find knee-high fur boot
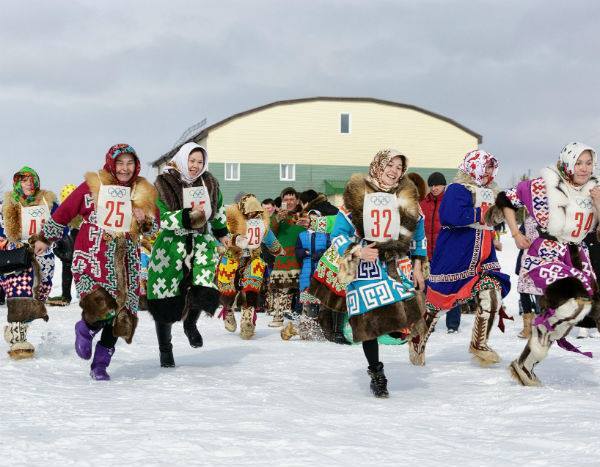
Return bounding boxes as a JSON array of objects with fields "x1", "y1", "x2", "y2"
[
  {"x1": 408, "y1": 309, "x2": 439, "y2": 366},
  {"x1": 510, "y1": 278, "x2": 592, "y2": 386},
  {"x1": 469, "y1": 288, "x2": 502, "y2": 365},
  {"x1": 4, "y1": 322, "x2": 34, "y2": 359}
]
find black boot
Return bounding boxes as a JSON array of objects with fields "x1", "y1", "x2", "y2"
[
  {"x1": 367, "y1": 362, "x2": 389, "y2": 398},
  {"x1": 332, "y1": 311, "x2": 350, "y2": 345},
  {"x1": 155, "y1": 321, "x2": 175, "y2": 368},
  {"x1": 183, "y1": 307, "x2": 203, "y2": 348}
]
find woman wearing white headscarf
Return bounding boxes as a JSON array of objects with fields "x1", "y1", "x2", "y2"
[
  {"x1": 147, "y1": 142, "x2": 230, "y2": 367},
  {"x1": 498, "y1": 142, "x2": 600, "y2": 386}
]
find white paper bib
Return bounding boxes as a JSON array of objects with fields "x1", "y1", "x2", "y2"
[
  {"x1": 475, "y1": 187, "x2": 494, "y2": 209},
  {"x1": 96, "y1": 185, "x2": 133, "y2": 233},
  {"x1": 564, "y1": 195, "x2": 595, "y2": 243},
  {"x1": 245, "y1": 218, "x2": 266, "y2": 250},
  {"x1": 183, "y1": 186, "x2": 212, "y2": 219},
  {"x1": 20, "y1": 204, "x2": 50, "y2": 240},
  {"x1": 363, "y1": 192, "x2": 400, "y2": 242}
]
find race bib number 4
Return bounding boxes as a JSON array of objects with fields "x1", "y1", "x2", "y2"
[
  {"x1": 363, "y1": 192, "x2": 400, "y2": 242},
  {"x1": 567, "y1": 196, "x2": 595, "y2": 242},
  {"x1": 21, "y1": 204, "x2": 50, "y2": 240},
  {"x1": 245, "y1": 218, "x2": 265, "y2": 250},
  {"x1": 183, "y1": 186, "x2": 212, "y2": 219},
  {"x1": 97, "y1": 185, "x2": 133, "y2": 233}
]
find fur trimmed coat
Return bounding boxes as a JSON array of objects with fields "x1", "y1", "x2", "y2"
[
  {"x1": 41, "y1": 170, "x2": 159, "y2": 316},
  {"x1": 314, "y1": 174, "x2": 427, "y2": 342},
  {"x1": 0, "y1": 190, "x2": 58, "y2": 322}
]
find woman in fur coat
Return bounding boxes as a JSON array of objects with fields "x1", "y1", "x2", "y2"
[
  {"x1": 217, "y1": 193, "x2": 283, "y2": 339},
  {"x1": 498, "y1": 142, "x2": 600, "y2": 386},
  {"x1": 147, "y1": 142, "x2": 230, "y2": 367},
  {"x1": 410, "y1": 150, "x2": 510, "y2": 367},
  {"x1": 36, "y1": 144, "x2": 159, "y2": 380},
  {"x1": 329, "y1": 149, "x2": 427, "y2": 398},
  {"x1": 1, "y1": 167, "x2": 57, "y2": 359}
]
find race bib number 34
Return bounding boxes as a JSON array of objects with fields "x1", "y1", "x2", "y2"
[
  {"x1": 183, "y1": 186, "x2": 212, "y2": 219},
  {"x1": 97, "y1": 185, "x2": 133, "y2": 233},
  {"x1": 21, "y1": 204, "x2": 50, "y2": 240},
  {"x1": 363, "y1": 192, "x2": 400, "y2": 242}
]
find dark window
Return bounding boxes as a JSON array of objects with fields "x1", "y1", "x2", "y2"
[{"x1": 340, "y1": 113, "x2": 350, "y2": 133}]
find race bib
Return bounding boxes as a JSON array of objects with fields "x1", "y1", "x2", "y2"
[
  {"x1": 474, "y1": 187, "x2": 494, "y2": 209},
  {"x1": 20, "y1": 204, "x2": 50, "y2": 240},
  {"x1": 245, "y1": 218, "x2": 265, "y2": 250},
  {"x1": 183, "y1": 186, "x2": 212, "y2": 219},
  {"x1": 363, "y1": 192, "x2": 400, "y2": 242},
  {"x1": 96, "y1": 185, "x2": 133, "y2": 233},
  {"x1": 565, "y1": 195, "x2": 595, "y2": 243}
]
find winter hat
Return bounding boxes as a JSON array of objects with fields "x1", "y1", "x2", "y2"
[
  {"x1": 103, "y1": 144, "x2": 141, "y2": 187},
  {"x1": 12, "y1": 166, "x2": 40, "y2": 205},
  {"x1": 238, "y1": 193, "x2": 263, "y2": 216},
  {"x1": 458, "y1": 150, "x2": 498, "y2": 187},
  {"x1": 367, "y1": 148, "x2": 407, "y2": 191},
  {"x1": 60, "y1": 184, "x2": 77, "y2": 203},
  {"x1": 427, "y1": 172, "x2": 446, "y2": 187},
  {"x1": 557, "y1": 142, "x2": 597, "y2": 183},
  {"x1": 163, "y1": 142, "x2": 207, "y2": 185}
]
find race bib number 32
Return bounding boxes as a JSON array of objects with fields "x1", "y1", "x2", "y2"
[
  {"x1": 97, "y1": 185, "x2": 133, "y2": 233},
  {"x1": 363, "y1": 192, "x2": 400, "y2": 242}
]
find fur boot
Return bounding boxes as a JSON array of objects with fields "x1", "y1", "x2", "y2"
[
  {"x1": 298, "y1": 314, "x2": 326, "y2": 341},
  {"x1": 408, "y1": 310, "x2": 439, "y2": 366},
  {"x1": 510, "y1": 297, "x2": 591, "y2": 386},
  {"x1": 280, "y1": 322, "x2": 298, "y2": 341},
  {"x1": 4, "y1": 322, "x2": 35, "y2": 359},
  {"x1": 239, "y1": 306, "x2": 256, "y2": 340},
  {"x1": 469, "y1": 289, "x2": 502, "y2": 365},
  {"x1": 518, "y1": 313, "x2": 533, "y2": 339},
  {"x1": 367, "y1": 362, "x2": 389, "y2": 398},
  {"x1": 221, "y1": 306, "x2": 237, "y2": 333}
]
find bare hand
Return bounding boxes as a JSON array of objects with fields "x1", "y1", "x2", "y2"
[
  {"x1": 220, "y1": 236, "x2": 232, "y2": 248},
  {"x1": 133, "y1": 207, "x2": 146, "y2": 223},
  {"x1": 359, "y1": 243, "x2": 378, "y2": 262},
  {"x1": 590, "y1": 186, "x2": 600, "y2": 205},
  {"x1": 235, "y1": 235, "x2": 248, "y2": 249},
  {"x1": 34, "y1": 240, "x2": 48, "y2": 256},
  {"x1": 413, "y1": 263, "x2": 425, "y2": 291},
  {"x1": 513, "y1": 232, "x2": 531, "y2": 250},
  {"x1": 296, "y1": 217, "x2": 310, "y2": 228}
]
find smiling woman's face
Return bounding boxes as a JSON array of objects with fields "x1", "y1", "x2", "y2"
[
  {"x1": 381, "y1": 157, "x2": 403, "y2": 186},
  {"x1": 115, "y1": 154, "x2": 136, "y2": 183}
]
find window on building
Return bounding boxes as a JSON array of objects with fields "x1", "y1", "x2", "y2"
[
  {"x1": 225, "y1": 162, "x2": 240, "y2": 181},
  {"x1": 340, "y1": 113, "x2": 351, "y2": 134},
  {"x1": 280, "y1": 164, "x2": 295, "y2": 181}
]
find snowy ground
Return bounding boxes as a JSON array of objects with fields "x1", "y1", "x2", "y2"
[{"x1": 1, "y1": 238, "x2": 600, "y2": 466}]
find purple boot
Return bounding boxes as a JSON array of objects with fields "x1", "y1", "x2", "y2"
[
  {"x1": 75, "y1": 320, "x2": 100, "y2": 360},
  {"x1": 90, "y1": 343, "x2": 115, "y2": 381}
]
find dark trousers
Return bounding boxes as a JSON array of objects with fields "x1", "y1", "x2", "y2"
[
  {"x1": 90, "y1": 320, "x2": 118, "y2": 348},
  {"x1": 445, "y1": 305, "x2": 461, "y2": 331},
  {"x1": 61, "y1": 259, "x2": 73, "y2": 301}
]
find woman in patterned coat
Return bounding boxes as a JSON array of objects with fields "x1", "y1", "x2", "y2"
[
  {"x1": 37, "y1": 144, "x2": 159, "y2": 380},
  {"x1": 147, "y1": 142, "x2": 230, "y2": 367},
  {"x1": 1, "y1": 167, "x2": 57, "y2": 359}
]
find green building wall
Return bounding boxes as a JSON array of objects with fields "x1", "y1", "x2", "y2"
[{"x1": 209, "y1": 163, "x2": 458, "y2": 204}]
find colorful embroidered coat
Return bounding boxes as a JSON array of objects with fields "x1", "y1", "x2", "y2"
[
  {"x1": 42, "y1": 171, "x2": 158, "y2": 316},
  {"x1": 502, "y1": 167, "x2": 597, "y2": 296},
  {"x1": 269, "y1": 212, "x2": 306, "y2": 288},
  {"x1": 147, "y1": 171, "x2": 227, "y2": 302},
  {"x1": 0, "y1": 190, "x2": 57, "y2": 322},
  {"x1": 426, "y1": 180, "x2": 510, "y2": 310}
]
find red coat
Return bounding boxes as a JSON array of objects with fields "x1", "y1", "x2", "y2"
[{"x1": 420, "y1": 191, "x2": 444, "y2": 260}]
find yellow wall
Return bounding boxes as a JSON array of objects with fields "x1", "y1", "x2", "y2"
[{"x1": 204, "y1": 100, "x2": 479, "y2": 168}]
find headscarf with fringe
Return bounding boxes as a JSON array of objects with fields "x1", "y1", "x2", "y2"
[{"x1": 366, "y1": 148, "x2": 408, "y2": 191}]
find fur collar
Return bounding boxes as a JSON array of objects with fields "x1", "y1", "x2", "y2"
[
  {"x1": 303, "y1": 194, "x2": 328, "y2": 213},
  {"x1": 84, "y1": 170, "x2": 157, "y2": 238},
  {"x1": 154, "y1": 170, "x2": 219, "y2": 221},
  {"x1": 343, "y1": 173, "x2": 420, "y2": 257},
  {"x1": 2, "y1": 190, "x2": 56, "y2": 242},
  {"x1": 225, "y1": 203, "x2": 270, "y2": 256},
  {"x1": 453, "y1": 171, "x2": 500, "y2": 197},
  {"x1": 542, "y1": 166, "x2": 598, "y2": 242}
]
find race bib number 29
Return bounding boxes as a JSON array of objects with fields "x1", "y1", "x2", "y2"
[{"x1": 97, "y1": 185, "x2": 133, "y2": 233}]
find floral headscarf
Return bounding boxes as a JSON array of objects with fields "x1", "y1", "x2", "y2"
[
  {"x1": 557, "y1": 142, "x2": 597, "y2": 183},
  {"x1": 458, "y1": 150, "x2": 498, "y2": 187},
  {"x1": 162, "y1": 142, "x2": 208, "y2": 185},
  {"x1": 366, "y1": 148, "x2": 407, "y2": 191},
  {"x1": 103, "y1": 143, "x2": 141, "y2": 187},
  {"x1": 12, "y1": 166, "x2": 40, "y2": 205}
]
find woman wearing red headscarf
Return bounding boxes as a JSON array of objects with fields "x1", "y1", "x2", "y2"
[{"x1": 36, "y1": 144, "x2": 158, "y2": 380}]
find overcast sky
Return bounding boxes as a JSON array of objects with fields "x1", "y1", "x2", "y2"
[{"x1": 1, "y1": 0, "x2": 599, "y2": 192}]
